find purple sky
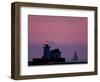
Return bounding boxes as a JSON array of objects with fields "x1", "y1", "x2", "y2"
[{"x1": 28, "y1": 15, "x2": 88, "y2": 62}]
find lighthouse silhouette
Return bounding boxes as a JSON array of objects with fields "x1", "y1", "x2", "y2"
[
  {"x1": 42, "y1": 41, "x2": 51, "y2": 58},
  {"x1": 28, "y1": 41, "x2": 65, "y2": 65},
  {"x1": 42, "y1": 41, "x2": 62, "y2": 59}
]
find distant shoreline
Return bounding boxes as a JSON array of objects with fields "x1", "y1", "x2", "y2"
[{"x1": 28, "y1": 61, "x2": 87, "y2": 66}]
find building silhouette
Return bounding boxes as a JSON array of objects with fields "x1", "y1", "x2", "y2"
[
  {"x1": 28, "y1": 41, "x2": 65, "y2": 65},
  {"x1": 42, "y1": 41, "x2": 61, "y2": 59}
]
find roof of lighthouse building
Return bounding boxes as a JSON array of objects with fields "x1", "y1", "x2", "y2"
[{"x1": 50, "y1": 49, "x2": 61, "y2": 53}]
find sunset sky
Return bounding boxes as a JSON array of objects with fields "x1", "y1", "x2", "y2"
[{"x1": 28, "y1": 15, "x2": 88, "y2": 62}]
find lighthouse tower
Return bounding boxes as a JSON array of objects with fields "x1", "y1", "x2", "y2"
[{"x1": 42, "y1": 41, "x2": 50, "y2": 58}]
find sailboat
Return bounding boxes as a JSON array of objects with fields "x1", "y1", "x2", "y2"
[{"x1": 72, "y1": 51, "x2": 78, "y2": 60}]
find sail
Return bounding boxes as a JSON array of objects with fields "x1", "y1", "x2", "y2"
[{"x1": 72, "y1": 51, "x2": 78, "y2": 60}]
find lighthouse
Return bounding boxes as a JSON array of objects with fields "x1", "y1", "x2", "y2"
[
  {"x1": 28, "y1": 41, "x2": 65, "y2": 65},
  {"x1": 42, "y1": 41, "x2": 51, "y2": 58}
]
